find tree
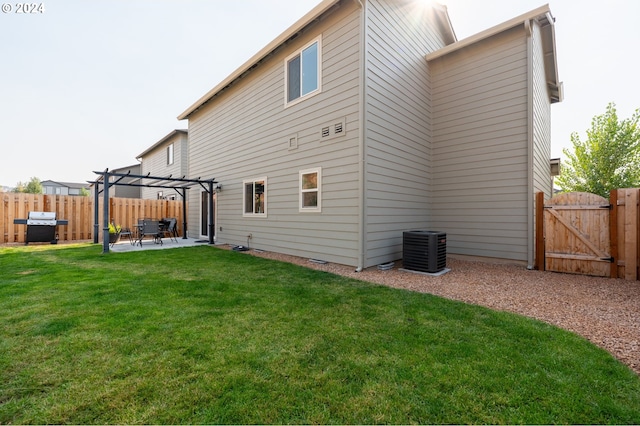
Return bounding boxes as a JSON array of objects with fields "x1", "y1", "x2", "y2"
[
  {"x1": 13, "y1": 177, "x2": 44, "y2": 194},
  {"x1": 556, "y1": 103, "x2": 640, "y2": 198}
]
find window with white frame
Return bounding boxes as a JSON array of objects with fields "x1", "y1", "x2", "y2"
[
  {"x1": 243, "y1": 178, "x2": 266, "y2": 216},
  {"x1": 167, "y1": 143, "x2": 174, "y2": 165},
  {"x1": 285, "y1": 36, "x2": 321, "y2": 105},
  {"x1": 299, "y1": 168, "x2": 321, "y2": 212}
]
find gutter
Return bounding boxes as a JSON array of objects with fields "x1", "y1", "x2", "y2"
[{"x1": 526, "y1": 19, "x2": 535, "y2": 269}]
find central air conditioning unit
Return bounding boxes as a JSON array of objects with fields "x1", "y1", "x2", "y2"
[{"x1": 403, "y1": 230, "x2": 447, "y2": 273}]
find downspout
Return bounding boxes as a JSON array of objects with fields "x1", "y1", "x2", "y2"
[
  {"x1": 355, "y1": 0, "x2": 366, "y2": 272},
  {"x1": 525, "y1": 19, "x2": 535, "y2": 269}
]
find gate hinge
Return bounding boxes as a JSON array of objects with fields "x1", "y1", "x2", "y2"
[
  {"x1": 599, "y1": 204, "x2": 613, "y2": 209},
  {"x1": 600, "y1": 256, "x2": 614, "y2": 263}
]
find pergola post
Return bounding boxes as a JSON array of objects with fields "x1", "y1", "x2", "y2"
[
  {"x1": 208, "y1": 181, "x2": 214, "y2": 245},
  {"x1": 181, "y1": 188, "x2": 188, "y2": 239},
  {"x1": 93, "y1": 182, "x2": 100, "y2": 244},
  {"x1": 102, "y1": 170, "x2": 110, "y2": 254}
]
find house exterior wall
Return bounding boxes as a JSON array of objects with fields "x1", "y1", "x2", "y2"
[
  {"x1": 187, "y1": 1, "x2": 363, "y2": 265},
  {"x1": 110, "y1": 165, "x2": 142, "y2": 199},
  {"x1": 140, "y1": 132, "x2": 188, "y2": 200},
  {"x1": 429, "y1": 26, "x2": 531, "y2": 261},
  {"x1": 43, "y1": 184, "x2": 69, "y2": 196},
  {"x1": 362, "y1": 0, "x2": 450, "y2": 267},
  {"x1": 531, "y1": 21, "x2": 552, "y2": 197}
]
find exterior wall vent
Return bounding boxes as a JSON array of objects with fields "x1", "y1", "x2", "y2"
[
  {"x1": 288, "y1": 134, "x2": 298, "y2": 150},
  {"x1": 403, "y1": 231, "x2": 447, "y2": 273},
  {"x1": 319, "y1": 117, "x2": 346, "y2": 141}
]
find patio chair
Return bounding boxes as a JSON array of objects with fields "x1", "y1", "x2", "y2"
[
  {"x1": 161, "y1": 218, "x2": 178, "y2": 242},
  {"x1": 137, "y1": 219, "x2": 162, "y2": 246},
  {"x1": 119, "y1": 226, "x2": 134, "y2": 245}
]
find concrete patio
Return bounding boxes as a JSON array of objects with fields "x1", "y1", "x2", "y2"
[{"x1": 108, "y1": 236, "x2": 214, "y2": 253}]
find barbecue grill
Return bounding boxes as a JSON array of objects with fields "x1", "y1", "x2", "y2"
[{"x1": 13, "y1": 211, "x2": 69, "y2": 244}]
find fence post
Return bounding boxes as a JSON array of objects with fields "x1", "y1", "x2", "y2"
[
  {"x1": 624, "y1": 189, "x2": 638, "y2": 280},
  {"x1": 535, "y1": 191, "x2": 545, "y2": 271},
  {"x1": 609, "y1": 190, "x2": 618, "y2": 278}
]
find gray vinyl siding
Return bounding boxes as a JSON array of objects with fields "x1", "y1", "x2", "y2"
[
  {"x1": 531, "y1": 21, "x2": 552, "y2": 197},
  {"x1": 187, "y1": 2, "x2": 362, "y2": 265},
  {"x1": 140, "y1": 132, "x2": 188, "y2": 200},
  {"x1": 362, "y1": 0, "x2": 449, "y2": 268},
  {"x1": 429, "y1": 26, "x2": 530, "y2": 261},
  {"x1": 110, "y1": 165, "x2": 141, "y2": 198}
]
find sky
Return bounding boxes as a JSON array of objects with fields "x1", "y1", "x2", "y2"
[{"x1": 1, "y1": 0, "x2": 638, "y2": 188}]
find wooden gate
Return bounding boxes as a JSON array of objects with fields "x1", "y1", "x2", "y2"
[{"x1": 541, "y1": 192, "x2": 612, "y2": 277}]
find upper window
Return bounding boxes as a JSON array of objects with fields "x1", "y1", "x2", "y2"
[
  {"x1": 244, "y1": 178, "x2": 267, "y2": 216},
  {"x1": 167, "y1": 143, "x2": 174, "y2": 165},
  {"x1": 285, "y1": 36, "x2": 321, "y2": 106},
  {"x1": 299, "y1": 168, "x2": 321, "y2": 212}
]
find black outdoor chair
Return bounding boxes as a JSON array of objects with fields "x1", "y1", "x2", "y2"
[
  {"x1": 161, "y1": 218, "x2": 178, "y2": 242},
  {"x1": 137, "y1": 219, "x2": 162, "y2": 246},
  {"x1": 119, "y1": 226, "x2": 134, "y2": 245}
]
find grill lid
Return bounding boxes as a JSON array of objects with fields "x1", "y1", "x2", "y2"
[
  {"x1": 27, "y1": 211, "x2": 57, "y2": 226},
  {"x1": 28, "y1": 211, "x2": 57, "y2": 220}
]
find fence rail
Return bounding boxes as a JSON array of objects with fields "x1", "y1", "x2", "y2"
[{"x1": 1, "y1": 192, "x2": 184, "y2": 244}]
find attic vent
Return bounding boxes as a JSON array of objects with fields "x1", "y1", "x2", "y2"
[{"x1": 319, "y1": 117, "x2": 346, "y2": 142}]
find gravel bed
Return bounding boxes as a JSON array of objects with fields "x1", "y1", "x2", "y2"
[{"x1": 228, "y1": 246, "x2": 640, "y2": 375}]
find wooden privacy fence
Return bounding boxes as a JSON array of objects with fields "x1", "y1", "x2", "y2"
[
  {"x1": 535, "y1": 189, "x2": 640, "y2": 280},
  {"x1": 1, "y1": 193, "x2": 184, "y2": 244}
]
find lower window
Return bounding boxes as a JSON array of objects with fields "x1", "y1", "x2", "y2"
[
  {"x1": 244, "y1": 178, "x2": 266, "y2": 216},
  {"x1": 299, "y1": 168, "x2": 321, "y2": 212}
]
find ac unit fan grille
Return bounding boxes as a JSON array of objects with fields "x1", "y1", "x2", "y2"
[{"x1": 403, "y1": 231, "x2": 446, "y2": 273}]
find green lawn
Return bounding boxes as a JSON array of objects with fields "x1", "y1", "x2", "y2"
[{"x1": 1, "y1": 244, "x2": 639, "y2": 424}]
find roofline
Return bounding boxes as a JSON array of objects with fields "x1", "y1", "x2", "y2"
[
  {"x1": 178, "y1": 0, "x2": 341, "y2": 120},
  {"x1": 433, "y1": 3, "x2": 457, "y2": 45},
  {"x1": 426, "y1": 4, "x2": 551, "y2": 61},
  {"x1": 426, "y1": 3, "x2": 562, "y2": 103},
  {"x1": 41, "y1": 180, "x2": 89, "y2": 189},
  {"x1": 136, "y1": 129, "x2": 188, "y2": 159}
]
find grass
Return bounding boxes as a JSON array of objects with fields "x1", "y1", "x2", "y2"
[{"x1": 0, "y1": 244, "x2": 639, "y2": 424}]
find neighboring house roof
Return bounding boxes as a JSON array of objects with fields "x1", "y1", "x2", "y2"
[
  {"x1": 41, "y1": 180, "x2": 88, "y2": 190},
  {"x1": 426, "y1": 3, "x2": 563, "y2": 103},
  {"x1": 110, "y1": 164, "x2": 141, "y2": 173},
  {"x1": 136, "y1": 129, "x2": 187, "y2": 159},
  {"x1": 177, "y1": 0, "x2": 456, "y2": 120}
]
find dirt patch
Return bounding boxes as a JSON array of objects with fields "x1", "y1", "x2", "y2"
[{"x1": 226, "y1": 246, "x2": 640, "y2": 375}]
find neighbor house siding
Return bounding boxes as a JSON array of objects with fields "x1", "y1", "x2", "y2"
[
  {"x1": 110, "y1": 165, "x2": 141, "y2": 199},
  {"x1": 429, "y1": 25, "x2": 530, "y2": 261},
  {"x1": 362, "y1": 0, "x2": 449, "y2": 267},
  {"x1": 187, "y1": 2, "x2": 362, "y2": 265},
  {"x1": 141, "y1": 131, "x2": 188, "y2": 200}
]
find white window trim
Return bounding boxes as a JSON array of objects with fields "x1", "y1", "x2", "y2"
[
  {"x1": 299, "y1": 167, "x2": 321, "y2": 213},
  {"x1": 167, "y1": 143, "x2": 174, "y2": 165},
  {"x1": 243, "y1": 177, "x2": 267, "y2": 217},
  {"x1": 284, "y1": 35, "x2": 322, "y2": 108}
]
